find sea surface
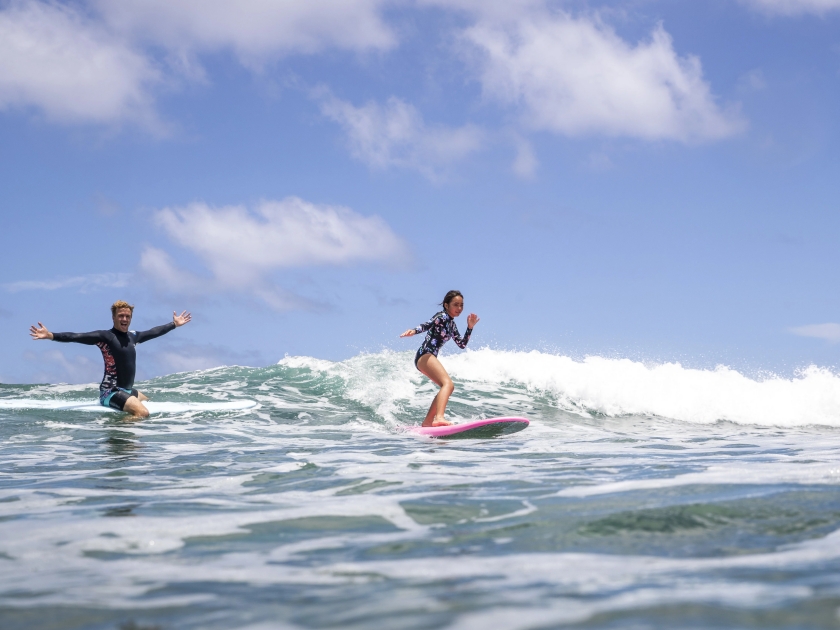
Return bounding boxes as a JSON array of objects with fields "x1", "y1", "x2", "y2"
[{"x1": 2, "y1": 348, "x2": 840, "y2": 630}]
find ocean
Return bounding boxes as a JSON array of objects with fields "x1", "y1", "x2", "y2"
[{"x1": 1, "y1": 348, "x2": 839, "y2": 629}]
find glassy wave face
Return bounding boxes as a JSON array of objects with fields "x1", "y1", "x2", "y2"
[{"x1": 1, "y1": 349, "x2": 840, "y2": 629}]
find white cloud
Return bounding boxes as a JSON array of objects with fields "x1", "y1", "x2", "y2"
[
  {"x1": 4, "y1": 273, "x2": 131, "y2": 292},
  {"x1": 94, "y1": 0, "x2": 396, "y2": 68},
  {"x1": 142, "y1": 197, "x2": 408, "y2": 310},
  {"x1": 459, "y1": 10, "x2": 744, "y2": 142},
  {"x1": 790, "y1": 323, "x2": 840, "y2": 342},
  {"x1": 0, "y1": 0, "x2": 161, "y2": 127},
  {"x1": 138, "y1": 247, "x2": 204, "y2": 295},
  {"x1": 317, "y1": 91, "x2": 484, "y2": 178},
  {"x1": 23, "y1": 348, "x2": 101, "y2": 385},
  {"x1": 0, "y1": 0, "x2": 396, "y2": 130},
  {"x1": 743, "y1": 0, "x2": 840, "y2": 15},
  {"x1": 511, "y1": 135, "x2": 538, "y2": 178},
  {"x1": 145, "y1": 341, "x2": 261, "y2": 374}
]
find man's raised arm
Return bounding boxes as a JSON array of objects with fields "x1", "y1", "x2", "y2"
[
  {"x1": 30, "y1": 322, "x2": 105, "y2": 345},
  {"x1": 134, "y1": 310, "x2": 192, "y2": 344}
]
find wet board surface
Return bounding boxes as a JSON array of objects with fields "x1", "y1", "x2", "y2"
[
  {"x1": 0, "y1": 399, "x2": 258, "y2": 414},
  {"x1": 409, "y1": 417, "x2": 529, "y2": 439}
]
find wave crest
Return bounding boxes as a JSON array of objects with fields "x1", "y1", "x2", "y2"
[{"x1": 279, "y1": 349, "x2": 840, "y2": 427}]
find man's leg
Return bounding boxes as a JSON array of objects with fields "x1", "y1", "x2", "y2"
[
  {"x1": 107, "y1": 389, "x2": 149, "y2": 418},
  {"x1": 136, "y1": 390, "x2": 149, "y2": 402},
  {"x1": 122, "y1": 396, "x2": 150, "y2": 419}
]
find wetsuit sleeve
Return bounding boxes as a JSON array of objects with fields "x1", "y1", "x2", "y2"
[
  {"x1": 51, "y1": 330, "x2": 108, "y2": 345},
  {"x1": 452, "y1": 324, "x2": 473, "y2": 349},
  {"x1": 413, "y1": 316, "x2": 438, "y2": 335},
  {"x1": 134, "y1": 322, "x2": 176, "y2": 344}
]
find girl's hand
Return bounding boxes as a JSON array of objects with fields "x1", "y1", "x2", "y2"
[
  {"x1": 400, "y1": 329, "x2": 416, "y2": 338},
  {"x1": 467, "y1": 313, "x2": 480, "y2": 328}
]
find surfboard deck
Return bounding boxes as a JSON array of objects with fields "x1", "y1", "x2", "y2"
[
  {"x1": 409, "y1": 417, "x2": 529, "y2": 439},
  {"x1": 0, "y1": 399, "x2": 257, "y2": 414}
]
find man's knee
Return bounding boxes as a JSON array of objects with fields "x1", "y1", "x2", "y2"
[{"x1": 124, "y1": 397, "x2": 149, "y2": 418}]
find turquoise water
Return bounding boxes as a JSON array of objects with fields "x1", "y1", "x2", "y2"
[{"x1": 2, "y1": 349, "x2": 840, "y2": 629}]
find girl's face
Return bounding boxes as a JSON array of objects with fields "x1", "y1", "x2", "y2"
[{"x1": 445, "y1": 296, "x2": 464, "y2": 317}]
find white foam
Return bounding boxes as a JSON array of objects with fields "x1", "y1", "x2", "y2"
[
  {"x1": 0, "y1": 399, "x2": 257, "y2": 413},
  {"x1": 279, "y1": 349, "x2": 840, "y2": 427}
]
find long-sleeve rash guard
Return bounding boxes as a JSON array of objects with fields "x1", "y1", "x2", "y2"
[
  {"x1": 52, "y1": 323, "x2": 176, "y2": 397},
  {"x1": 413, "y1": 311, "x2": 472, "y2": 366}
]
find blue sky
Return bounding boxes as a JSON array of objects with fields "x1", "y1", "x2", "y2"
[{"x1": 1, "y1": 0, "x2": 839, "y2": 384}]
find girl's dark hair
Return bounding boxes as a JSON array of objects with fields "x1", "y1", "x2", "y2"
[{"x1": 441, "y1": 290, "x2": 463, "y2": 309}]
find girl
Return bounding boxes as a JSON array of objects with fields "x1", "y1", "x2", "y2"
[{"x1": 401, "y1": 290, "x2": 479, "y2": 427}]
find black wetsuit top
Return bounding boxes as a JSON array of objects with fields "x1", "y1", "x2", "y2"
[
  {"x1": 52, "y1": 323, "x2": 175, "y2": 398},
  {"x1": 413, "y1": 311, "x2": 473, "y2": 366}
]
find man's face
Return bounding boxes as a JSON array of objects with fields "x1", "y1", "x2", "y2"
[{"x1": 112, "y1": 308, "x2": 132, "y2": 332}]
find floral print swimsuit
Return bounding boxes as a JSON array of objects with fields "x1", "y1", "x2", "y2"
[{"x1": 413, "y1": 311, "x2": 473, "y2": 367}]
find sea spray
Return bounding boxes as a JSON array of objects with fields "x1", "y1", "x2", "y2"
[
  {"x1": 1, "y1": 350, "x2": 839, "y2": 629},
  {"x1": 278, "y1": 348, "x2": 840, "y2": 427}
]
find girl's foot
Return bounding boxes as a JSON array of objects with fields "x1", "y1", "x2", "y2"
[{"x1": 431, "y1": 416, "x2": 452, "y2": 427}]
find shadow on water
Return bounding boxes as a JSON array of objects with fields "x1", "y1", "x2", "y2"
[{"x1": 103, "y1": 428, "x2": 142, "y2": 461}]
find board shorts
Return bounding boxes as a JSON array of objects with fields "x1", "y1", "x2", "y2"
[{"x1": 100, "y1": 387, "x2": 139, "y2": 411}]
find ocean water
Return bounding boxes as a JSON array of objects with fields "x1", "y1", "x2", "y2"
[{"x1": 2, "y1": 348, "x2": 840, "y2": 630}]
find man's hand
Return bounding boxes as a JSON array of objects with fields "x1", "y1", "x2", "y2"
[
  {"x1": 467, "y1": 313, "x2": 480, "y2": 328},
  {"x1": 173, "y1": 311, "x2": 192, "y2": 327},
  {"x1": 30, "y1": 322, "x2": 53, "y2": 340}
]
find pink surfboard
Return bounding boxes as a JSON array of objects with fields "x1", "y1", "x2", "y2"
[{"x1": 409, "y1": 417, "x2": 529, "y2": 439}]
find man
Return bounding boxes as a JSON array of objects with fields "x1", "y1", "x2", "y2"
[{"x1": 29, "y1": 301, "x2": 191, "y2": 418}]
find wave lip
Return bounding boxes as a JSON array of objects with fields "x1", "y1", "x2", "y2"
[{"x1": 280, "y1": 349, "x2": 840, "y2": 428}]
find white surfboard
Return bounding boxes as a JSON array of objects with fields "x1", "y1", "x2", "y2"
[{"x1": 0, "y1": 399, "x2": 257, "y2": 413}]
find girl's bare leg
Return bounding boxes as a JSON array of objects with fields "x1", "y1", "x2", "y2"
[
  {"x1": 423, "y1": 393, "x2": 440, "y2": 426},
  {"x1": 137, "y1": 391, "x2": 149, "y2": 402},
  {"x1": 416, "y1": 354, "x2": 454, "y2": 427}
]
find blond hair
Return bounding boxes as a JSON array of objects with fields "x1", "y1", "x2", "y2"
[{"x1": 110, "y1": 300, "x2": 135, "y2": 316}]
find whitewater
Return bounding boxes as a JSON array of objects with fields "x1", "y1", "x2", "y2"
[{"x1": 1, "y1": 348, "x2": 839, "y2": 629}]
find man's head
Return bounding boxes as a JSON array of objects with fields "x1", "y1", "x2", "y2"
[{"x1": 110, "y1": 300, "x2": 134, "y2": 333}]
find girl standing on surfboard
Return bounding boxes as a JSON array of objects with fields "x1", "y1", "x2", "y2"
[{"x1": 401, "y1": 290, "x2": 479, "y2": 427}]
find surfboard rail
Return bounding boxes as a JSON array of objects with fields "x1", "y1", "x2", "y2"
[{"x1": 408, "y1": 416, "x2": 529, "y2": 439}]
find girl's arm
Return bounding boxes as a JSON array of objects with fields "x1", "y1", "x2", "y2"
[
  {"x1": 452, "y1": 313, "x2": 480, "y2": 349},
  {"x1": 452, "y1": 324, "x2": 473, "y2": 349},
  {"x1": 400, "y1": 314, "x2": 439, "y2": 338}
]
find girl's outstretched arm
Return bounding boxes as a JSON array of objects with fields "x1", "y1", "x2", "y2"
[{"x1": 400, "y1": 314, "x2": 438, "y2": 338}]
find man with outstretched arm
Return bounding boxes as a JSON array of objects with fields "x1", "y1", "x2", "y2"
[{"x1": 29, "y1": 300, "x2": 191, "y2": 418}]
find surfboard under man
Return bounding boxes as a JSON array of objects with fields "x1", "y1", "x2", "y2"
[{"x1": 29, "y1": 301, "x2": 191, "y2": 418}]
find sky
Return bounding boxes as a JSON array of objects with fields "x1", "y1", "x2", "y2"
[{"x1": 1, "y1": 0, "x2": 839, "y2": 385}]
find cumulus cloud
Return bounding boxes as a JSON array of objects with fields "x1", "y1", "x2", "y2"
[
  {"x1": 145, "y1": 340, "x2": 261, "y2": 374},
  {"x1": 743, "y1": 0, "x2": 840, "y2": 15},
  {"x1": 511, "y1": 135, "x2": 538, "y2": 178},
  {"x1": 459, "y1": 10, "x2": 744, "y2": 142},
  {"x1": 0, "y1": 0, "x2": 161, "y2": 127},
  {"x1": 23, "y1": 348, "x2": 101, "y2": 385},
  {"x1": 0, "y1": 0, "x2": 395, "y2": 129},
  {"x1": 790, "y1": 323, "x2": 840, "y2": 342},
  {"x1": 142, "y1": 197, "x2": 408, "y2": 310},
  {"x1": 94, "y1": 0, "x2": 396, "y2": 68},
  {"x1": 317, "y1": 91, "x2": 484, "y2": 179},
  {"x1": 4, "y1": 273, "x2": 131, "y2": 292}
]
